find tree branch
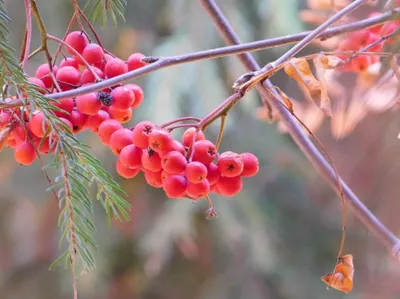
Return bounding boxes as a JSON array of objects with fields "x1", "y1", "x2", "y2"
[
  {"x1": 0, "y1": 6, "x2": 394, "y2": 105},
  {"x1": 234, "y1": 0, "x2": 369, "y2": 91},
  {"x1": 200, "y1": 0, "x2": 400, "y2": 260}
]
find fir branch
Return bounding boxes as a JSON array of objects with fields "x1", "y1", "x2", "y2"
[
  {"x1": 84, "y1": 0, "x2": 127, "y2": 26},
  {"x1": 0, "y1": 0, "x2": 130, "y2": 272}
]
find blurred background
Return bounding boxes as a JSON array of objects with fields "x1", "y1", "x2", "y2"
[{"x1": 1, "y1": 0, "x2": 400, "y2": 298}]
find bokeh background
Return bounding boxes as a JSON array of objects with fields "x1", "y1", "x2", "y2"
[{"x1": 1, "y1": 0, "x2": 400, "y2": 298}]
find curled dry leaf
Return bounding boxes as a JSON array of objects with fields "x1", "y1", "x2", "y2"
[
  {"x1": 284, "y1": 57, "x2": 342, "y2": 116},
  {"x1": 321, "y1": 254, "x2": 354, "y2": 294}
]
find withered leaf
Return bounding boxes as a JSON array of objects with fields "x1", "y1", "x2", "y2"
[
  {"x1": 321, "y1": 254, "x2": 354, "y2": 294},
  {"x1": 284, "y1": 57, "x2": 332, "y2": 116}
]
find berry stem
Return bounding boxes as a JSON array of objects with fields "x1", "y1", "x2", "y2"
[
  {"x1": 214, "y1": 115, "x2": 226, "y2": 150},
  {"x1": 201, "y1": 0, "x2": 400, "y2": 261},
  {"x1": 166, "y1": 123, "x2": 199, "y2": 132},
  {"x1": 20, "y1": 0, "x2": 32, "y2": 68},
  {"x1": 52, "y1": 11, "x2": 78, "y2": 64},
  {"x1": 30, "y1": 0, "x2": 54, "y2": 74},
  {"x1": 47, "y1": 34, "x2": 101, "y2": 81},
  {"x1": 160, "y1": 117, "x2": 202, "y2": 128}
]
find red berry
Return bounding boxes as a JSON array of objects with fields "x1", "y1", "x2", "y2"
[
  {"x1": 56, "y1": 66, "x2": 81, "y2": 90},
  {"x1": 132, "y1": 121, "x2": 156, "y2": 148},
  {"x1": 98, "y1": 119, "x2": 123, "y2": 145},
  {"x1": 116, "y1": 159, "x2": 140, "y2": 179},
  {"x1": 28, "y1": 77, "x2": 46, "y2": 93},
  {"x1": 14, "y1": 141, "x2": 37, "y2": 165},
  {"x1": 86, "y1": 110, "x2": 110, "y2": 133},
  {"x1": 109, "y1": 128, "x2": 133, "y2": 155},
  {"x1": 75, "y1": 92, "x2": 102, "y2": 115},
  {"x1": 182, "y1": 127, "x2": 205, "y2": 147},
  {"x1": 59, "y1": 117, "x2": 73, "y2": 132},
  {"x1": 206, "y1": 163, "x2": 220, "y2": 185},
  {"x1": 108, "y1": 106, "x2": 132, "y2": 123},
  {"x1": 159, "y1": 140, "x2": 185, "y2": 158},
  {"x1": 240, "y1": 153, "x2": 259, "y2": 177},
  {"x1": 80, "y1": 67, "x2": 104, "y2": 85},
  {"x1": 141, "y1": 149, "x2": 162, "y2": 172},
  {"x1": 163, "y1": 175, "x2": 187, "y2": 198},
  {"x1": 60, "y1": 57, "x2": 80, "y2": 70},
  {"x1": 192, "y1": 140, "x2": 217, "y2": 165},
  {"x1": 216, "y1": 176, "x2": 242, "y2": 197},
  {"x1": 144, "y1": 170, "x2": 163, "y2": 188},
  {"x1": 34, "y1": 137, "x2": 55, "y2": 155},
  {"x1": 53, "y1": 98, "x2": 74, "y2": 118},
  {"x1": 68, "y1": 109, "x2": 88, "y2": 133},
  {"x1": 119, "y1": 144, "x2": 143, "y2": 169},
  {"x1": 148, "y1": 129, "x2": 173, "y2": 152},
  {"x1": 367, "y1": 33, "x2": 384, "y2": 52},
  {"x1": 161, "y1": 151, "x2": 187, "y2": 174},
  {"x1": 105, "y1": 58, "x2": 128, "y2": 78},
  {"x1": 82, "y1": 43, "x2": 104, "y2": 66},
  {"x1": 186, "y1": 179, "x2": 210, "y2": 199},
  {"x1": 10, "y1": 125, "x2": 27, "y2": 143},
  {"x1": 28, "y1": 112, "x2": 49, "y2": 138},
  {"x1": 368, "y1": 13, "x2": 383, "y2": 34},
  {"x1": 126, "y1": 84, "x2": 144, "y2": 109},
  {"x1": 65, "y1": 31, "x2": 89, "y2": 55},
  {"x1": 351, "y1": 55, "x2": 372, "y2": 72},
  {"x1": 111, "y1": 86, "x2": 135, "y2": 110},
  {"x1": 35, "y1": 64, "x2": 58, "y2": 88},
  {"x1": 217, "y1": 151, "x2": 244, "y2": 177},
  {"x1": 127, "y1": 53, "x2": 146, "y2": 71},
  {"x1": 185, "y1": 161, "x2": 208, "y2": 183},
  {"x1": 0, "y1": 111, "x2": 11, "y2": 127}
]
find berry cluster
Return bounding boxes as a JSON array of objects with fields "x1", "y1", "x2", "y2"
[
  {"x1": 0, "y1": 31, "x2": 145, "y2": 165},
  {"x1": 100, "y1": 122, "x2": 259, "y2": 199},
  {"x1": 337, "y1": 13, "x2": 400, "y2": 72}
]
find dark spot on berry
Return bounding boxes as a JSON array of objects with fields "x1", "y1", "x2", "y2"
[
  {"x1": 147, "y1": 148, "x2": 156, "y2": 156},
  {"x1": 97, "y1": 91, "x2": 113, "y2": 106}
]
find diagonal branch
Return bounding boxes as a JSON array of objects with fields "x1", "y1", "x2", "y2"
[
  {"x1": 0, "y1": 6, "x2": 396, "y2": 107},
  {"x1": 200, "y1": 0, "x2": 400, "y2": 261},
  {"x1": 234, "y1": 0, "x2": 369, "y2": 91}
]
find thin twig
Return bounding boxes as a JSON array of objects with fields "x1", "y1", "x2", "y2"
[
  {"x1": 10, "y1": 7, "x2": 398, "y2": 103},
  {"x1": 234, "y1": 0, "x2": 370, "y2": 91},
  {"x1": 200, "y1": 0, "x2": 400, "y2": 261}
]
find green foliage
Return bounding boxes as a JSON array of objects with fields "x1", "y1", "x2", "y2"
[
  {"x1": 0, "y1": 0, "x2": 130, "y2": 272},
  {"x1": 84, "y1": 0, "x2": 127, "y2": 27}
]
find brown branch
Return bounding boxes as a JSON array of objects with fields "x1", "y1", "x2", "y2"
[
  {"x1": 6, "y1": 7, "x2": 396, "y2": 104},
  {"x1": 200, "y1": 0, "x2": 400, "y2": 261}
]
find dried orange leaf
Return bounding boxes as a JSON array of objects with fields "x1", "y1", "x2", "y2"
[
  {"x1": 272, "y1": 86, "x2": 294, "y2": 114},
  {"x1": 321, "y1": 254, "x2": 354, "y2": 294},
  {"x1": 284, "y1": 58, "x2": 332, "y2": 116},
  {"x1": 314, "y1": 55, "x2": 333, "y2": 116}
]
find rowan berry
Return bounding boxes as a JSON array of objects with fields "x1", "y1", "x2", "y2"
[
  {"x1": 161, "y1": 151, "x2": 187, "y2": 174},
  {"x1": 75, "y1": 92, "x2": 102, "y2": 115},
  {"x1": 163, "y1": 175, "x2": 187, "y2": 198},
  {"x1": 109, "y1": 128, "x2": 133, "y2": 155},
  {"x1": 131, "y1": 121, "x2": 155, "y2": 148},
  {"x1": 240, "y1": 153, "x2": 259, "y2": 177},
  {"x1": 185, "y1": 161, "x2": 208, "y2": 183},
  {"x1": 98, "y1": 119, "x2": 123, "y2": 145},
  {"x1": 65, "y1": 31, "x2": 89, "y2": 55},
  {"x1": 217, "y1": 151, "x2": 244, "y2": 177}
]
